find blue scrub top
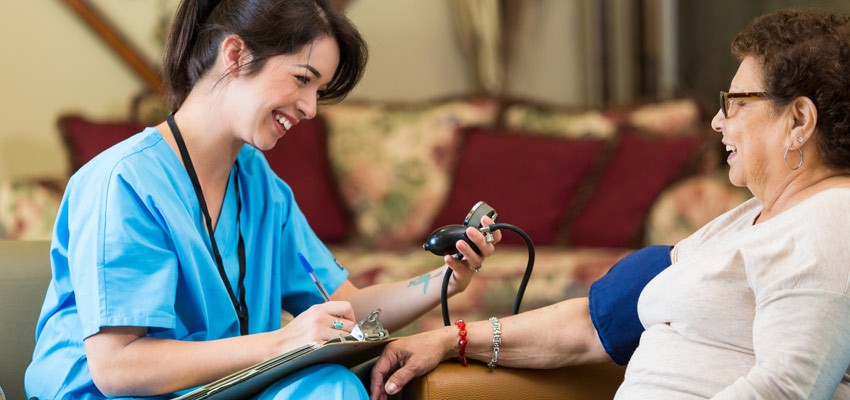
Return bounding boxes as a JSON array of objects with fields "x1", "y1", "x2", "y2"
[{"x1": 25, "y1": 128, "x2": 349, "y2": 399}]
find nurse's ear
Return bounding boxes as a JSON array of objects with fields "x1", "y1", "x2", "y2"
[{"x1": 220, "y1": 34, "x2": 253, "y2": 78}]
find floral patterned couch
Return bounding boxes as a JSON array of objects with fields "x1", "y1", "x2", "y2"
[{"x1": 0, "y1": 97, "x2": 750, "y2": 335}]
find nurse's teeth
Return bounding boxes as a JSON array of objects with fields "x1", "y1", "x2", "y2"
[{"x1": 275, "y1": 114, "x2": 292, "y2": 130}]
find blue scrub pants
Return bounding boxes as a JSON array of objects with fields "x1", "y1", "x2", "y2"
[{"x1": 253, "y1": 363, "x2": 368, "y2": 399}]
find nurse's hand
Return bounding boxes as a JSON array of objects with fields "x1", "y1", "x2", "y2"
[
  {"x1": 267, "y1": 301, "x2": 356, "y2": 357},
  {"x1": 445, "y1": 216, "x2": 501, "y2": 294}
]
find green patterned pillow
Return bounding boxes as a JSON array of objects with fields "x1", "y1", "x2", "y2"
[
  {"x1": 321, "y1": 99, "x2": 499, "y2": 249},
  {"x1": 623, "y1": 98, "x2": 702, "y2": 137},
  {"x1": 502, "y1": 103, "x2": 617, "y2": 139}
]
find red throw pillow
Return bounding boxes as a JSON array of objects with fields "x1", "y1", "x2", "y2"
[
  {"x1": 567, "y1": 128, "x2": 705, "y2": 248},
  {"x1": 428, "y1": 127, "x2": 606, "y2": 246},
  {"x1": 263, "y1": 117, "x2": 353, "y2": 244},
  {"x1": 58, "y1": 114, "x2": 146, "y2": 173}
]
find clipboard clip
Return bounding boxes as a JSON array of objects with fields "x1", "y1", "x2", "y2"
[{"x1": 345, "y1": 309, "x2": 389, "y2": 342}]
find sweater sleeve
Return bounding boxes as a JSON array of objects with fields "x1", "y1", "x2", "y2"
[{"x1": 712, "y1": 289, "x2": 850, "y2": 399}]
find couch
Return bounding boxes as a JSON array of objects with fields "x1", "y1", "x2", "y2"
[
  {"x1": 0, "y1": 240, "x2": 50, "y2": 400},
  {"x1": 0, "y1": 97, "x2": 749, "y2": 397}
]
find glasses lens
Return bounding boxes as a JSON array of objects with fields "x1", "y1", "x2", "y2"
[{"x1": 719, "y1": 92, "x2": 728, "y2": 118}]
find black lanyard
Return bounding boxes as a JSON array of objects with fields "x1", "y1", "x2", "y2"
[{"x1": 167, "y1": 112, "x2": 249, "y2": 335}]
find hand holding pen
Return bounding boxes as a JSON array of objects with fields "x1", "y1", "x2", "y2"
[
  {"x1": 298, "y1": 252, "x2": 332, "y2": 302},
  {"x1": 294, "y1": 252, "x2": 354, "y2": 336}
]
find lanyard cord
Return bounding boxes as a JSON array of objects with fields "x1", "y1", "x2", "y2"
[{"x1": 167, "y1": 112, "x2": 249, "y2": 335}]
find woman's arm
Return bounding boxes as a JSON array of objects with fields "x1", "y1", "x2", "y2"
[
  {"x1": 711, "y1": 290, "x2": 850, "y2": 399},
  {"x1": 84, "y1": 301, "x2": 356, "y2": 397},
  {"x1": 369, "y1": 296, "x2": 610, "y2": 399},
  {"x1": 333, "y1": 217, "x2": 500, "y2": 331}
]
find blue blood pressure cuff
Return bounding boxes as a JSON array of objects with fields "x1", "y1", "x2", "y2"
[{"x1": 588, "y1": 245, "x2": 673, "y2": 365}]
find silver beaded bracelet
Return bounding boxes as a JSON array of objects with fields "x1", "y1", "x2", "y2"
[{"x1": 488, "y1": 316, "x2": 501, "y2": 369}]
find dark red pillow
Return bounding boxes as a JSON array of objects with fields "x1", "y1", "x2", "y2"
[
  {"x1": 263, "y1": 117, "x2": 353, "y2": 244},
  {"x1": 567, "y1": 128, "x2": 705, "y2": 248},
  {"x1": 428, "y1": 127, "x2": 606, "y2": 246},
  {"x1": 58, "y1": 114, "x2": 146, "y2": 173}
]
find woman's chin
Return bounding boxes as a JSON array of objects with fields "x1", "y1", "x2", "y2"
[
  {"x1": 251, "y1": 136, "x2": 281, "y2": 151},
  {"x1": 727, "y1": 172, "x2": 746, "y2": 188}
]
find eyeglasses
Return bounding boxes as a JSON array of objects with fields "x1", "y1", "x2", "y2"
[{"x1": 719, "y1": 91, "x2": 768, "y2": 118}]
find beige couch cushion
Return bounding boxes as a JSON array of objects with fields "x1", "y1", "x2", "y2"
[{"x1": 0, "y1": 240, "x2": 51, "y2": 400}]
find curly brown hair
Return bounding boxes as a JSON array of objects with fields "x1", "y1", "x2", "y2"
[{"x1": 732, "y1": 8, "x2": 850, "y2": 170}]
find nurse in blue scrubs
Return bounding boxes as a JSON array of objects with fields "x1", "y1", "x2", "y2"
[{"x1": 24, "y1": 1, "x2": 500, "y2": 398}]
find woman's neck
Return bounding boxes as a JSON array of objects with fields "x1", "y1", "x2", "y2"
[
  {"x1": 755, "y1": 166, "x2": 850, "y2": 223},
  {"x1": 159, "y1": 102, "x2": 244, "y2": 186}
]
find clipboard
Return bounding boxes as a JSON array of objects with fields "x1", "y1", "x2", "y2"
[{"x1": 174, "y1": 309, "x2": 393, "y2": 400}]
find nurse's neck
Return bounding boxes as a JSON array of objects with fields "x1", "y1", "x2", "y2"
[{"x1": 158, "y1": 105, "x2": 242, "y2": 189}]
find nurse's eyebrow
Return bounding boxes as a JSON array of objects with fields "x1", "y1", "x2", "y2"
[{"x1": 296, "y1": 64, "x2": 322, "y2": 78}]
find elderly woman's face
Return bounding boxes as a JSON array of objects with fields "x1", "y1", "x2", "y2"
[{"x1": 711, "y1": 57, "x2": 788, "y2": 192}]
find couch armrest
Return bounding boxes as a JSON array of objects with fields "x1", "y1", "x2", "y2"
[
  {"x1": 400, "y1": 361, "x2": 625, "y2": 400},
  {"x1": 0, "y1": 240, "x2": 52, "y2": 400}
]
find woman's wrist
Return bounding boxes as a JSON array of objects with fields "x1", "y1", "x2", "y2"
[
  {"x1": 459, "y1": 320, "x2": 496, "y2": 362},
  {"x1": 252, "y1": 330, "x2": 282, "y2": 362},
  {"x1": 259, "y1": 328, "x2": 307, "y2": 362},
  {"x1": 446, "y1": 264, "x2": 473, "y2": 296},
  {"x1": 439, "y1": 326, "x2": 461, "y2": 360}
]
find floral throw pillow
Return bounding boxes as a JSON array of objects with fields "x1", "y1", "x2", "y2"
[
  {"x1": 620, "y1": 98, "x2": 703, "y2": 137},
  {"x1": 321, "y1": 99, "x2": 499, "y2": 249},
  {"x1": 0, "y1": 179, "x2": 63, "y2": 240},
  {"x1": 502, "y1": 103, "x2": 618, "y2": 140},
  {"x1": 644, "y1": 172, "x2": 752, "y2": 246}
]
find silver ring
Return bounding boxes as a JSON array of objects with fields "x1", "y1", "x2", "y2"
[
  {"x1": 332, "y1": 319, "x2": 343, "y2": 330},
  {"x1": 468, "y1": 264, "x2": 482, "y2": 273}
]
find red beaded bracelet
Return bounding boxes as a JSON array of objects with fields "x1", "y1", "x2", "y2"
[{"x1": 455, "y1": 319, "x2": 468, "y2": 366}]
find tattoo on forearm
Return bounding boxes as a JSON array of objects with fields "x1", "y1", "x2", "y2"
[{"x1": 408, "y1": 271, "x2": 442, "y2": 294}]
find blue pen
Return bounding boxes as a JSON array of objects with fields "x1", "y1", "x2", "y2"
[{"x1": 297, "y1": 252, "x2": 332, "y2": 302}]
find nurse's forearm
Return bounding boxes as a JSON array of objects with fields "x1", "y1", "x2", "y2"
[
  {"x1": 340, "y1": 266, "x2": 457, "y2": 332},
  {"x1": 84, "y1": 326, "x2": 286, "y2": 396}
]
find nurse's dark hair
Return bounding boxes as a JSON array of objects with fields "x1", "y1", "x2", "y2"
[
  {"x1": 732, "y1": 8, "x2": 850, "y2": 170},
  {"x1": 162, "y1": 0, "x2": 367, "y2": 110}
]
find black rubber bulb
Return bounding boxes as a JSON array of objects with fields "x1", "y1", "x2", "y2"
[{"x1": 422, "y1": 224, "x2": 481, "y2": 256}]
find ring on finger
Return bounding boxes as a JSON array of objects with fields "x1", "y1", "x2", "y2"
[
  {"x1": 332, "y1": 318, "x2": 344, "y2": 330},
  {"x1": 468, "y1": 264, "x2": 482, "y2": 273}
]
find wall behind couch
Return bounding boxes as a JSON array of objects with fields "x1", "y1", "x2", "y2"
[
  {"x1": 5, "y1": 1, "x2": 848, "y2": 183},
  {"x1": 0, "y1": 1, "x2": 165, "y2": 182},
  {"x1": 0, "y1": 0, "x2": 599, "y2": 183}
]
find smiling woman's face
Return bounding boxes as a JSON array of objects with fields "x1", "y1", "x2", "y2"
[
  {"x1": 711, "y1": 57, "x2": 790, "y2": 193},
  {"x1": 228, "y1": 36, "x2": 340, "y2": 151}
]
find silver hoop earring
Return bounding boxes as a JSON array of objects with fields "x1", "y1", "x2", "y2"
[{"x1": 784, "y1": 145, "x2": 803, "y2": 170}]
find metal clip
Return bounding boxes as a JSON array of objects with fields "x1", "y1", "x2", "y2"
[{"x1": 480, "y1": 225, "x2": 495, "y2": 244}]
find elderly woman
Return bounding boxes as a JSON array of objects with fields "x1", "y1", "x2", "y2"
[{"x1": 371, "y1": 8, "x2": 850, "y2": 400}]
